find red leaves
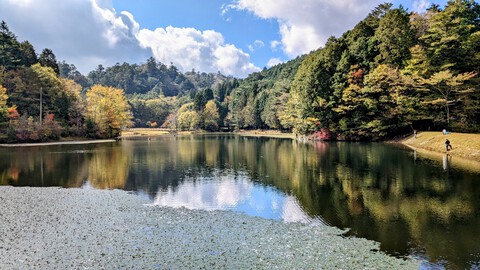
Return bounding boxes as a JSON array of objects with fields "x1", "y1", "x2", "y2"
[{"x1": 7, "y1": 107, "x2": 19, "y2": 119}]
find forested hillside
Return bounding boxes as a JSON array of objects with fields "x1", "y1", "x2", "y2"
[
  {"x1": 60, "y1": 58, "x2": 233, "y2": 128},
  {"x1": 1, "y1": 0, "x2": 479, "y2": 142},
  {"x1": 0, "y1": 20, "x2": 134, "y2": 142},
  {"x1": 0, "y1": 19, "x2": 232, "y2": 141},
  {"x1": 142, "y1": 1, "x2": 479, "y2": 140},
  {"x1": 227, "y1": 1, "x2": 480, "y2": 140}
]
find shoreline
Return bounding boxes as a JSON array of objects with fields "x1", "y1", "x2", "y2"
[
  {"x1": 400, "y1": 131, "x2": 480, "y2": 163},
  {"x1": 122, "y1": 128, "x2": 296, "y2": 139},
  {"x1": 0, "y1": 186, "x2": 419, "y2": 269},
  {"x1": 2, "y1": 129, "x2": 479, "y2": 170},
  {"x1": 398, "y1": 131, "x2": 480, "y2": 173},
  {"x1": 234, "y1": 129, "x2": 295, "y2": 139},
  {"x1": 399, "y1": 142, "x2": 480, "y2": 173},
  {"x1": 0, "y1": 129, "x2": 294, "y2": 147},
  {"x1": 0, "y1": 139, "x2": 116, "y2": 147}
]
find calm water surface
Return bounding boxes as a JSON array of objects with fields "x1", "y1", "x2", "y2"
[{"x1": 1, "y1": 135, "x2": 479, "y2": 269}]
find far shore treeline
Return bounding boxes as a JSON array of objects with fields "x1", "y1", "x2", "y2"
[{"x1": 1, "y1": 1, "x2": 479, "y2": 143}]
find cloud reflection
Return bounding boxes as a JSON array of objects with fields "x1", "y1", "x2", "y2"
[{"x1": 152, "y1": 172, "x2": 311, "y2": 223}]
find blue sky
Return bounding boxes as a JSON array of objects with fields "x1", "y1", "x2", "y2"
[
  {"x1": 0, "y1": 0, "x2": 448, "y2": 77},
  {"x1": 111, "y1": 0, "x2": 282, "y2": 70}
]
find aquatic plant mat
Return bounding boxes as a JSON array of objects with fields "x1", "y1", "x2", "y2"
[{"x1": 0, "y1": 187, "x2": 418, "y2": 269}]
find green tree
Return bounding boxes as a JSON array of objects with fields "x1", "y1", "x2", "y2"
[
  {"x1": 261, "y1": 80, "x2": 290, "y2": 129},
  {"x1": 420, "y1": 0, "x2": 480, "y2": 73},
  {"x1": 193, "y1": 91, "x2": 206, "y2": 112},
  {"x1": 242, "y1": 95, "x2": 257, "y2": 128},
  {"x1": 203, "y1": 88, "x2": 214, "y2": 101},
  {"x1": 422, "y1": 70, "x2": 477, "y2": 128},
  {"x1": 227, "y1": 87, "x2": 247, "y2": 129},
  {"x1": 130, "y1": 97, "x2": 170, "y2": 127},
  {"x1": 335, "y1": 65, "x2": 421, "y2": 139},
  {"x1": 0, "y1": 20, "x2": 22, "y2": 69},
  {"x1": 60, "y1": 78, "x2": 85, "y2": 135},
  {"x1": 145, "y1": 98, "x2": 170, "y2": 126},
  {"x1": 31, "y1": 63, "x2": 65, "y2": 122},
  {"x1": 39, "y1": 48, "x2": 60, "y2": 74},
  {"x1": 58, "y1": 61, "x2": 90, "y2": 88},
  {"x1": 19, "y1": 41, "x2": 37, "y2": 67},
  {"x1": 289, "y1": 38, "x2": 341, "y2": 133},
  {"x1": 374, "y1": 7, "x2": 415, "y2": 67},
  {"x1": 403, "y1": 45, "x2": 432, "y2": 78}
]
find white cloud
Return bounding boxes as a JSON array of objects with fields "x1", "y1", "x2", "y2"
[
  {"x1": 229, "y1": 0, "x2": 383, "y2": 57},
  {"x1": 412, "y1": 0, "x2": 430, "y2": 13},
  {"x1": 0, "y1": 0, "x2": 259, "y2": 77},
  {"x1": 270, "y1": 40, "x2": 281, "y2": 50},
  {"x1": 0, "y1": 0, "x2": 149, "y2": 74},
  {"x1": 248, "y1": 39, "x2": 265, "y2": 52},
  {"x1": 151, "y1": 174, "x2": 312, "y2": 223},
  {"x1": 267, "y1": 58, "x2": 283, "y2": 67},
  {"x1": 254, "y1": 40, "x2": 264, "y2": 47},
  {"x1": 5, "y1": 0, "x2": 33, "y2": 8},
  {"x1": 137, "y1": 26, "x2": 259, "y2": 77},
  {"x1": 153, "y1": 176, "x2": 253, "y2": 211}
]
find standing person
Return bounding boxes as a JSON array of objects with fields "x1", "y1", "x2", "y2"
[
  {"x1": 414, "y1": 130, "x2": 417, "y2": 139},
  {"x1": 445, "y1": 139, "x2": 453, "y2": 151}
]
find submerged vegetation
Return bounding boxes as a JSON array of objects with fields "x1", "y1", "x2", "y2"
[{"x1": 1, "y1": 1, "x2": 479, "y2": 143}]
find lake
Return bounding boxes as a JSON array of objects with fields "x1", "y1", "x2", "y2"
[{"x1": 1, "y1": 134, "x2": 479, "y2": 269}]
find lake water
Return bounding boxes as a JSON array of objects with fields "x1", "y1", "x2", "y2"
[{"x1": 1, "y1": 134, "x2": 479, "y2": 269}]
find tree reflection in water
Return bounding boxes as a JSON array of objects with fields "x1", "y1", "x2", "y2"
[{"x1": 0, "y1": 135, "x2": 479, "y2": 269}]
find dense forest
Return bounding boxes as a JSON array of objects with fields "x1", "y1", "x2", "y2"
[
  {"x1": 1, "y1": 0, "x2": 479, "y2": 142},
  {"x1": 0, "y1": 19, "x2": 232, "y2": 142},
  {"x1": 227, "y1": 1, "x2": 480, "y2": 140}
]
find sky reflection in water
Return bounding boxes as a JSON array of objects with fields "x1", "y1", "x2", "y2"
[{"x1": 152, "y1": 172, "x2": 312, "y2": 223}]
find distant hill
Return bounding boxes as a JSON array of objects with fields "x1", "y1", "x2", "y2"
[{"x1": 59, "y1": 57, "x2": 232, "y2": 97}]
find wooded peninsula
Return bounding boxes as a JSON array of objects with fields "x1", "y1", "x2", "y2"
[{"x1": 1, "y1": 1, "x2": 479, "y2": 143}]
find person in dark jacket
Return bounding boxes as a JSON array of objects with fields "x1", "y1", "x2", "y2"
[{"x1": 445, "y1": 139, "x2": 453, "y2": 151}]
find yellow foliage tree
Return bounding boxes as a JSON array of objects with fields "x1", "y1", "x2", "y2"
[
  {"x1": 203, "y1": 100, "x2": 219, "y2": 131},
  {"x1": 0, "y1": 85, "x2": 9, "y2": 141},
  {"x1": 86, "y1": 85, "x2": 132, "y2": 138},
  {"x1": 177, "y1": 110, "x2": 200, "y2": 131},
  {"x1": 0, "y1": 85, "x2": 7, "y2": 120},
  {"x1": 60, "y1": 78, "x2": 84, "y2": 134}
]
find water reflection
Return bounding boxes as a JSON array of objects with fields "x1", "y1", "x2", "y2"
[
  {"x1": 0, "y1": 135, "x2": 479, "y2": 269},
  {"x1": 0, "y1": 142, "x2": 130, "y2": 189},
  {"x1": 152, "y1": 171, "x2": 311, "y2": 223}
]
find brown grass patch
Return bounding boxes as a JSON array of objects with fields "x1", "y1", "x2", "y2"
[
  {"x1": 121, "y1": 128, "x2": 171, "y2": 137},
  {"x1": 402, "y1": 131, "x2": 480, "y2": 163}
]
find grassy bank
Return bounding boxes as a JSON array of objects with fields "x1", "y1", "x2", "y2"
[
  {"x1": 121, "y1": 128, "x2": 171, "y2": 137},
  {"x1": 235, "y1": 129, "x2": 295, "y2": 139},
  {"x1": 402, "y1": 131, "x2": 480, "y2": 163}
]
